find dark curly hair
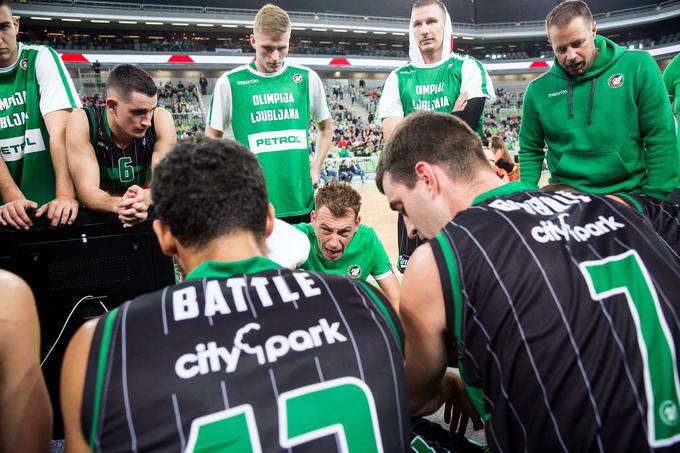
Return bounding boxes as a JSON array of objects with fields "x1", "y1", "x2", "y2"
[{"x1": 151, "y1": 138, "x2": 269, "y2": 248}]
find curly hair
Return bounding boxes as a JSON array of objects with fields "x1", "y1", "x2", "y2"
[
  {"x1": 151, "y1": 138, "x2": 268, "y2": 248},
  {"x1": 314, "y1": 181, "x2": 362, "y2": 218}
]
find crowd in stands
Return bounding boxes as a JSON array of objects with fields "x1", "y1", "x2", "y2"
[{"x1": 482, "y1": 87, "x2": 523, "y2": 155}]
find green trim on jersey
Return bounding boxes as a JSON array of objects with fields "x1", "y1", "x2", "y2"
[
  {"x1": 396, "y1": 53, "x2": 489, "y2": 137},
  {"x1": 471, "y1": 181, "x2": 534, "y2": 205},
  {"x1": 90, "y1": 307, "x2": 120, "y2": 448},
  {"x1": 615, "y1": 192, "x2": 645, "y2": 213},
  {"x1": 357, "y1": 280, "x2": 403, "y2": 351},
  {"x1": 294, "y1": 223, "x2": 392, "y2": 280},
  {"x1": 45, "y1": 46, "x2": 77, "y2": 108},
  {"x1": 185, "y1": 256, "x2": 281, "y2": 280},
  {"x1": 433, "y1": 233, "x2": 491, "y2": 421}
]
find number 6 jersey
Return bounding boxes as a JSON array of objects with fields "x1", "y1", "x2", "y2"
[
  {"x1": 431, "y1": 182, "x2": 680, "y2": 452},
  {"x1": 81, "y1": 257, "x2": 408, "y2": 452}
]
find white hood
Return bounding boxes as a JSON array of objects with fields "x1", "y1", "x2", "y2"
[{"x1": 408, "y1": 5, "x2": 455, "y2": 65}]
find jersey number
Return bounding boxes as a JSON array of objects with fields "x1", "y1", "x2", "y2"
[
  {"x1": 118, "y1": 157, "x2": 134, "y2": 183},
  {"x1": 579, "y1": 250, "x2": 680, "y2": 447},
  {"x1": 184, "y1": 377, "x2": 384, "y2": 452}
]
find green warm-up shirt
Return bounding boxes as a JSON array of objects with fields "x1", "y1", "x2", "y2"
[
  {"x1": 519, "y1": 36, "x2": 678, "y2": 200},
  {"x1": 294, "y1": 223, "x2": 393, "y2": 281}
]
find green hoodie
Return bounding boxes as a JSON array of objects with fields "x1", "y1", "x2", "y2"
[{"x1": 519, "y1": 36, "x2": 678, "y2": 200}]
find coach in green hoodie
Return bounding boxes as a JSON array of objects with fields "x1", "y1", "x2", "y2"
[{"x1": 519, "y1": 0, "x2": 678, "y2": 200}]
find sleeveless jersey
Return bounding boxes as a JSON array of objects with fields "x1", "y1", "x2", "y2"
[
  {"x1": 379, "y1": 53, "x2": 493, "y2": 138},
  {"x1": 431, "y1": 182, "x2": 680, "y2": 452},
  {"x1": 84, "y1": 104, "x2": 156, "y2": 196},
  {"x1": 0, "y1": 43, "x2": 79, "y2": 205},
  {"x1": 616, "y1": 192, "x2": 680, "y2": 259},
  {"x1": 209, "y1": 62, "x2": 324, "y2": 218},
  {"x1": 294, "y1": 223, "x2": 393, "y2": 281},
  {"x1": 81, "y1": 256, "x2": 408, "y2": 452}
]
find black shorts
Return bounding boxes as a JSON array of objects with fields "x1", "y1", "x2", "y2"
[{"x1": 397, "y1": 214, "x2": 425, "y2": 273}]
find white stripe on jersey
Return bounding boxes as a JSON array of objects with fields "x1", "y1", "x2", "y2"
[
  {"x1": 445, "y1": 223, "x2": 569, "y2": 451},
  {"x1": 121, "y1": 301, "x2": 140, "y2": 453}
]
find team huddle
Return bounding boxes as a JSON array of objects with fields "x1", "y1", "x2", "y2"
[{"x1": 1, "y1": 0, "x2": 680, "y2": 451}]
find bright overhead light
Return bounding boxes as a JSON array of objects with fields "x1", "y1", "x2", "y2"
[
  {"x1": 91, "y1": 19, "x2": 110, "y2": 23},
  {"x1": 119, "y1": 20, "x2": 137, "y2": 24},
  {"x1": 372, "y1": 31, "x2": 387, "y2": 35},
  {"x1": 124, "y1": 35, "x2": 140, "y2": 38},
  {"x1": 30, "y1": 17, "x2": 51, "y2": 21},
  {"x1": 291, "y1": 27, "x2": 306, "y2": 31},
  {"x1": 461, "y1": 36, "x2": 475, "y2": 40},
  {"x1": 196, "y1": 23, "x2": 214, "y2": 27},
  {"x1": 221, "y1": 24, "x2": 238, "y2": 28},
  {"x1": 61, "y1": 18, "x2": 81, "y2": 22},
  {"x1": 391, "y1": 32, "x2": 406, "y2": 36},
  {"x1": 145, "y1": 21, "x2": 164, "y2": 25},
  {"x1": 332, "y1": 29, "x2": 348, "y2": 32},
  {"x1": 353, "y1": 30, "x2": 368, "y2": 34},
  {"x1": 172, "y1": 23, "x2": 189, "y2": 26},
  {"x1": 312, "y1": 28, "x2": 327, "y2": 32}
]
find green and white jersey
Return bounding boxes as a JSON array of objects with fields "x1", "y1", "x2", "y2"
[
  {"x1": 208, "y1": 62, "x2": 330, "y2": 218},
  {"x1": 294, "y1": 223, "x2": 393, "y2": 281},
  {"x1": 0, "y1": 43, "x2": 80, "y2": 205},
  {"x1": 378, "y1": 52, "x2": 494, "y2": 136}
]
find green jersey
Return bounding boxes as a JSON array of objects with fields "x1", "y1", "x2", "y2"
[
  {"x1": 378, "y1": 53, "x2": 494, "y2": 137},
  {"x1": 294, "y1": 223, "x2": 393, "y2": 281},
  {"x1": 0, "y1": 43, "x2": 79, "y2": 205},
  {"x1": 663, "y1": 53, "x2": 680, "y2": 158},
  {"x1": 208, "y1": 62, "x2": 330, "y2": 218}
]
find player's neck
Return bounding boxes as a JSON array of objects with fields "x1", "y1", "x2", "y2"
[
  {"x1": 178, "y1": 232, "x2": 268, "y2": 276},
  {"x1": 422, "y1": 47, "x2": 443, "y2": 65},
  {"x1": 448, "y1": 171, "x2": 506, "y2": 213}
]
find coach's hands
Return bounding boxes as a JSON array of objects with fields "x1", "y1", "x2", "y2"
[
  {"x1": 442, "y1": 371, "x2": 484, "y2": 434},
  {"x1": 118, "y1": 185, "x2": 149, "y2": 228},
  {"x1": 36, "y1": 195, "x2": 79, "y2": 228}
]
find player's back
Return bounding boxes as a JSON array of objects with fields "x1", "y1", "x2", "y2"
[
  {"x1": 432, "y1": 185, "x2": 680, "y2": 452},
  {"x1": 81, "y1": 257, "x2": 408, "y2": 452}
]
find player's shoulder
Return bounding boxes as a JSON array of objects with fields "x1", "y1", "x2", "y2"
[
  {"x1": 355, "y1": 223, "x2": 379, "y2": 240},
  {"x1": 292, "y1": 221, "x2": 315, "y2": 237},
  {"x1": 221, "y1": 64, "x2": 251, "y2": 81},
  {"x1": 286, "y1": 62, "x2": 314, "y2": 74}
]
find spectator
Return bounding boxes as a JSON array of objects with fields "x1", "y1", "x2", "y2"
[
  {"x1": 338, "y1": 159, "x2": 353, "y2": 182},
  {"x1": 349, "y1": 159, "x2": 366, "y2": 182}
]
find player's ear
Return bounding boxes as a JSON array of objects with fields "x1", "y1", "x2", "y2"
[
  {"x1": 264, "y1": 203, "x2": 276, "y2": 238},
  {"x1": 153, "y1": 219, "x2": 178, "y2": 257},
  {"x1": 354, "y1": 214, "x2": 361, "y2": 227},
  {"x1": 310, "y1": 210, "x2": 317, "y2": 225},
  {"x1": 106, "y1": 98, "x2": 117, "y2": 113},
  {"x1": 250, "y1": 34, "x2": 256, "y2": 48},
  {"x1": 414, "y1": 161, "x2": 439, "y2": 195}
]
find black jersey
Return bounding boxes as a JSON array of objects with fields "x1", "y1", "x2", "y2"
[
  {"x1": 616, "y1": 193, "x2": 680, "y2": 259},
  {"x1": 84, "y1": 104, "x2": 156, "y2": 196},
  {"x1": 430, "y1": 182, "x2": 680, "y2": 452},
  {"x1": 81, "y1": 256, "x2": 408, "y2": 452}
]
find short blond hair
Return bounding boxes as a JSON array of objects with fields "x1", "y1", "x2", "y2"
[{"x1": 254, "y1": 4, "x2": 291, "y2": 36}]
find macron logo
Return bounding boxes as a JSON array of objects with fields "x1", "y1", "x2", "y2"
[{"x1": 548, "y1": 89, "x2": 568, "y2": 98}]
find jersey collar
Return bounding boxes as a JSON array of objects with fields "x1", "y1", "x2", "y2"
[
  {"x1": 185, "y1": 256, "x2": 281, "y2": 280},
  {"x1": 246, "y1": 60, "x2": 288, "y2": 78},
  {"x1": 472, "y1": 181, "x2": 535, "y2": 205}
]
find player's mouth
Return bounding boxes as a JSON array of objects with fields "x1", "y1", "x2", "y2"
[
  {"x1": 420, "y1": 38, "x2": 433, "y2": 45},
  {"x1": 324, "y1": 248, "x2": 343, "y2": 260}
]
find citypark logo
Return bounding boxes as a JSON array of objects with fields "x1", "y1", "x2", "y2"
[
  {"x1": 293, "y1": 73, "x2": 303, "y2": 83},
  {"x1": 19, "y1": 59, "x2": 28, "y2": 71}
]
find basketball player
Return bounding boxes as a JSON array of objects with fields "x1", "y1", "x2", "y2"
[
  {"x1": 66, "y1": 64, "x2": 176, "y2": 227},
  {"x1": 0, "y1": 270, "x2": 52, "y2": 452},
  {"x1": 378, "y1": 0, "x2": 495, "y2": 272},
  {"x1": 60, "y1": 138, "x2": 408, "y2": 452},
  {"x1": 294, "y1": 181, "x2": 400, "y2": 308},
  {"x1": 378, "y1": 111, "x2": 680, "y2": 451},
  {"x1": 206, "y1": 4, "x2": 332, "y2": 224},
  {"x1": 0, "y1": 0, "x2": 80, "y2": 230}
]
